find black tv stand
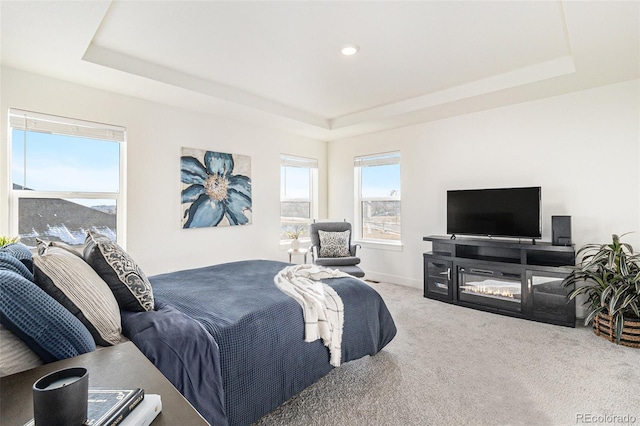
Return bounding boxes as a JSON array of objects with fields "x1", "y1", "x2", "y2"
[{"x1": 423, "y1": 235, "x2": 576, "y2": 327}]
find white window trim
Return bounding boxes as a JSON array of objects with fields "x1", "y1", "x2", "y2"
[
  {"x1": 280, "y1": 154, "x2": 318, "y2": 245},
  {"x1": 357, "y1": 239, "x2": 404, "y2": 251},
  {"x1": 7, "y1": 108, "x2": 127, "y2": 248},
  {"x1": 354, "y1": 151, "x2": 402, "y2": 247}
]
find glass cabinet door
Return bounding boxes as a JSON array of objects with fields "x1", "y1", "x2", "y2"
[
  {"x1": 527, "y1": 270, "x2": 576, "y2": 326},
  {"x1": 424, "y1": 257, "x2": 453, "y2": 300}
]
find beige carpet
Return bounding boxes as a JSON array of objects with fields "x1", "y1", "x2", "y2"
[{"x1": 254, "y1": 281, "x2": 639, "y2": 425}]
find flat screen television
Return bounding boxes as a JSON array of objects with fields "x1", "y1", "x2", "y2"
[{"x1": 447, "y1": 186, "x2": 542, "y2": 239}]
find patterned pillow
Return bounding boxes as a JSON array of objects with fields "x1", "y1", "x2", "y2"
[
  {"x1": 34, "y1": 243, "x2": 123, "y2": 346},
  {"x1": 83, "y1": 230, "x2": 154, "y2": 312},
  {"x1": 0, "y1": 270, "x2": 96, "y2": 364},
  {"x1": 318, "y1": 230, "x2": 351, "y2": 258}
]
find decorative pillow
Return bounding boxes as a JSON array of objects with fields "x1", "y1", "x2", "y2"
[
  {"x1": 0, "y1": 270, "x2": 96, "y2": 364},
  {"x1": 0, "y1": 252, "x2": 34, "y2": 282},
  {"x1": 0, "y1": 324, "x2": 43, "y2": 377},
  {"x1": 36, "y1": 238, "x2": 83, "y2": 258},
  {"x1": 34, "y1": 243, "x2": 123, "y2": 346},
  {"x1": 83, "y1": 230, "x2": 154, "y2": 312},
  {"x1": 0, "y1": 242, "x2": 33, "y2": 272},
  {"x1": 318, "y1": 230, "x2": 351, "y2": 258}
]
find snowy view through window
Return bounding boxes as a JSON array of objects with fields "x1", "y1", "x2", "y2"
[
  {"x1": 16, "y1": 196, "x2": 117, "y2": 248},
  {"x1": 280, "y1": 163, "x2": 313, "y2": 240},
  {"x1": 11, "y1": 125, "x2": 120, "y2": 248},
  {"x1": 360, "y1": 161, "x2": 401, "y2": 241}
]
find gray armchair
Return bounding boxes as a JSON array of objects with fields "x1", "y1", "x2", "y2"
[{"x1": 309, "y1": 221, "x2": 364, "y2": 278}]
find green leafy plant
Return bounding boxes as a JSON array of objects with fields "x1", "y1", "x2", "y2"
[
  {"x1": 286, "y1": 226, "x2": 305, "y2": 239},
  {"x1": 563, "y1": 233, "x2": 640, "y2": 343},
  {"x1": 0, "y1": 235, "x2": 19, "y2": 247}
]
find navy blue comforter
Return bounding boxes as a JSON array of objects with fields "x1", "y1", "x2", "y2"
[{"x1": 122, "y1": 260, "x2": 396, "y2": 426}]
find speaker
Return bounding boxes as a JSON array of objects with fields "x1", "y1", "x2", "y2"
[{"x1": 552, "y1": 216, "x2": 572, "y2": 246}]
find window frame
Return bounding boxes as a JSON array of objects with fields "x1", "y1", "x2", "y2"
[
  {"x1": 354, "y1": 151, "x2": 402, "y2": 245},
  {"x1": 280, "y1": 154, "x2": 318, "y2": 243},
  {"x1": 7, "y1": 108, "x2": 127, "y2": 247}
]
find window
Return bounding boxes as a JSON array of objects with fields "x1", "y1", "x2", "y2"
[
  {"x1": 280, "y1": 155, "x2": 318, "y2": 241},
  {"x1": 8, "y1": 109, "x2": 126, "y2": 248},
  {"x1": 354, "y1": 151, "x2": 401, "y2": 242}
]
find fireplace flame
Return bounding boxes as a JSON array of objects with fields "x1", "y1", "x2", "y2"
[{"x1": 461, "y1": 284, "x2": 516, "y2": 299}]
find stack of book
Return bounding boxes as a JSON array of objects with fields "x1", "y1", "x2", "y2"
[
  {"x1": 24, "y1": 388, "x2": 162, "y2": 426},
  {"x1": 85, "y1": 388, "x2": 162, "y2": 426}
]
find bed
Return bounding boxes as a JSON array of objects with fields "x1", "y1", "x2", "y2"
[
  {"x1": 0, "y1": 239, "x2": 396, "y2": 426},
  {"x1": 120, "y1": 259, "x2": 397, "y2": 426}
]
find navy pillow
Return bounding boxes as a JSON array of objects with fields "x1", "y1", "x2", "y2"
[
  {"x1": 0, "y1": 270, "x2": 96, "y2": 363},
  {"x1": 0, "y1": 243, "x2": 34, "y2": 272},
  {"x1": 0, "y1": 252, "x2": 33, "y2": 282}
]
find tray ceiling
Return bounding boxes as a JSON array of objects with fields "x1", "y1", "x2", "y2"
[{"x1": 1, "y1": 1, "x2": 638, "y2": 140}]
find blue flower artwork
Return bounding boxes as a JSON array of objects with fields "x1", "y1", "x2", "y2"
[{"x1": 180, "y1": 148, "x2": 252, "y2": 228}]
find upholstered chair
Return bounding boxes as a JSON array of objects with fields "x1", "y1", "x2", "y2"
[{"x1": 309, "y1": 221, "x2": 364, "y2": 278}]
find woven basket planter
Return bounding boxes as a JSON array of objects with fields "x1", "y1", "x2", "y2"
[{"x1": 593, "y1": 312, "x2": 640, "y2": 348}]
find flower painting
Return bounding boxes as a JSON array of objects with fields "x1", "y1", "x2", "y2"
[{"x1": 181, "y1": 148, "x2": 252, "y2": 228}]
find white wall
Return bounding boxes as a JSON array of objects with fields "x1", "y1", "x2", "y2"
[
  {"x1": 2, "y1": 68, "x2": 638, "y2": 284},
  {"x1": 0, "y1": 67, "x2": 328, "y2": 275},
  {"x1": 328, "y1": 79, "x2": 640, "y2": 288}
]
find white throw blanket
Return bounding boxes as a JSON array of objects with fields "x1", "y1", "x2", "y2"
[{"x1": 274, "y1": 264, "x2": 352, "y2": 367}]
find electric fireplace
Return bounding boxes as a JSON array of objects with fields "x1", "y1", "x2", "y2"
[{"x1": 457, "y1": 267, "x2": 522, "y2": 312}]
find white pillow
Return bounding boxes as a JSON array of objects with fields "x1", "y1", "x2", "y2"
[{"x1": 0, "y1": 324, "x2": 43, "y2": 377}]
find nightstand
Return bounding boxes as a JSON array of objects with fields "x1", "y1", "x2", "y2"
[
  {"x1": 0, "y1": 341, "x2": 208, "y2": 426},
  {"x1": 287, "y1": 248, "x2": 309, "y2": 264}
]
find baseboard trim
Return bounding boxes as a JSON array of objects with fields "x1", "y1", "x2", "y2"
[{"x1": 363, "y1": 271, "x2": 422, "y2": 290}]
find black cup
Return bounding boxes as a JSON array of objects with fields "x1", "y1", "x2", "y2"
[{"x1": 33, "y1": 367, "x2": 88, "y2": 426}]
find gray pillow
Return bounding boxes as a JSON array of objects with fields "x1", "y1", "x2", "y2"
[
  {"x1": 34, "y1": 243, "x2": 122, "y2": 346},
  {"x1": 83, "y1": 230, "x2": 154, "y2": 312},
  {"x1": 318, "y1": 230, "x2": 351, "y2": 258}
]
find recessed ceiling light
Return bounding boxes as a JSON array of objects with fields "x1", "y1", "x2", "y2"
[{"x1": 340, "y1": 44, "x2": 360, "y2": 56}]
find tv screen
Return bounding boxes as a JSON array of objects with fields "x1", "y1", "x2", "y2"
[{"x1": 447, "y1": 187, "x2": 541, "y2": 239}]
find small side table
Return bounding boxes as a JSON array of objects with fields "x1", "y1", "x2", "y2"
[
  {"x1": 288, "y1": 248, "x2": 309, "y2": 264},
  {"x1": 0, "y1": 341, "x2": 208, "y2": 426}
]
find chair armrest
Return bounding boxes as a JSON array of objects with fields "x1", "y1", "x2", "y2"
[
  {"x1": 310, "y1": 245, "x2": 320, "y2": 261},
  {"x1": 350, "y1": 244, "x2": 361, "y2": 256}
]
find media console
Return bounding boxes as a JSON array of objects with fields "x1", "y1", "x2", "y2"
[{"x1": 423, "y1": 235, "x2": 576, "y2": 327}]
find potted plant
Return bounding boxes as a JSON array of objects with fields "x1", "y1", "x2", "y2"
[
  {"x1": 0, "y1": 236, "x2": 19, "y2": 247},
  {"x1": 563, "y1": 233, "x2": 640, "y2": 347},
  {"x1": 286, "y1": 226, "x2": 305, "y2": 250}
]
